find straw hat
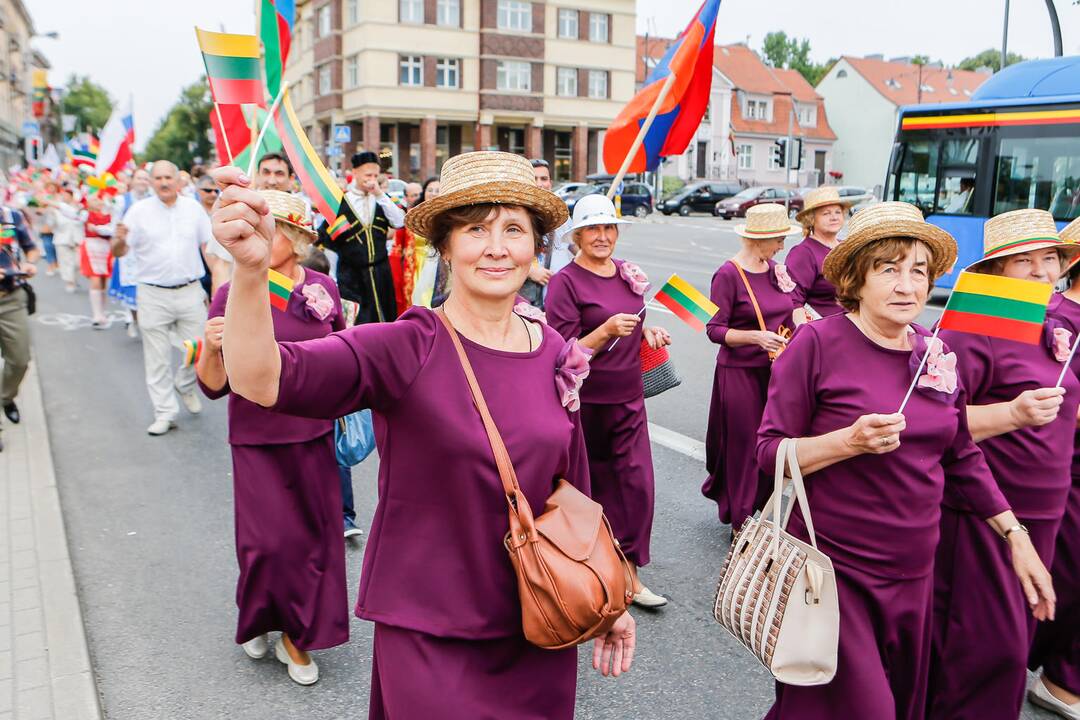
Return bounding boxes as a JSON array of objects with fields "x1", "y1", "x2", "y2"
[
  {"x1": 405, "y1": 151, "x2": 569, "y2": 239},
  {"x1": 733, "y1": 204, "x2": 802, "y2": 240},
  {"x1": 795, "y1": 186, "x2": 854, "y2": 225},
  {"x1": 572, "y1": 194, "x2": 629, "y2": 231},
  {"x1": 260, "y1": 189, "x2": 316, "y2": 239},
  {"x1": 1061, "y1": 216, "x2": 1080, "y2": 273},
  {"x1": 972, "y1": 209, "x2": 1080, "y2": 268},
  {"x1": 822, "y1": 201, "x2": 957, "y2": 284}
]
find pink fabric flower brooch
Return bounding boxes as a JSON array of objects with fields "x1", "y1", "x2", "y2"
[
  {"x1": 1052, "y1": 326, "x2": 1073, "y2": 363},
  {"x1": 774, "y1": 264, "x2": 796, "y2": 293},
  {"x1": 301, "y1": 282, "x2": 335, "y2": 322},
  {"x1": 514, "y1": 302, "x2": 547, "y2": 325},
  {"x1": 619, "y1": 262, "x2": 651, "y2": 296},
  {"x1": 916, "y1": 336, "x2": 958, "y2": 398},
  {"x1": 555, "y1": 339, "x2": 592, "y2": 412}
]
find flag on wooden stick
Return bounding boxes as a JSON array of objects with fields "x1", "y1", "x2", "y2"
[
  {"x1": 268, "y1": 268, "x2": 295, "y2": 311},
  {"x1": 939, "y1": 271, "x2": 1052, "y2": 344},
  {"x1": 195, "y1": 28, "x2": 265, "y2": 106},
  {"x1": 653, "y1": 274, "x2": 719, "y2": 332},
  {"x1": 182, "y1": 339, "x2": 204, "y2": 367}
]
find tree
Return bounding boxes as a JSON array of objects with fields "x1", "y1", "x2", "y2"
[
  {"x1": 958, "y1": 48, "x2": 1026, "y2": 73},
  {"x1": 141, "y1": 79, "x2": 214, "y2": 170},
  {"x1": 61, "y1": 75, "x2": 112, "y2": 135},
  {"x1": 761, "y1": 31, "x2": 831, "y2": 86}
]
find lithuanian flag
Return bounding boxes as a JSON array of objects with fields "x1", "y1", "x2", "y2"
[
  {"x1": 195, "y1": 28, "x2": 265, "y2": 106},
  {"x1": 182, "y1": 339, "x2": 203, "y2": 367},
  {"x1": 654, "y1": 274, "x2": 719, "y2": 332},
  {"x1": 268, "y1": 268, "x2": 295, "y2": 311},
  {"x1": 0, "y1": 227, "x2": 16, "y2": 245},
  {"x1": 259, "y1": 0, "x2": 295, "y2": 99},
  {"x1": 939, "y1": 271, "x2": 1052, "y2": 344},
  {"x1": 272, "y1": 88, "x2": 345, "y2": 226}
]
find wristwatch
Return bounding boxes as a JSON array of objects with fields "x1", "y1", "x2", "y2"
[{"x1": 1002, "y1": 524, "x2": 1029, "y2": 541}]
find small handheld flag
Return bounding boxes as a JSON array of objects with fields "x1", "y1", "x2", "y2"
[
  {"x1": 268, "y1": 268, "x2": 295, "y2": 311},
  {"x1": 939, "y1": 271, "x2": 1052, "y2": 345},
  {"x1": 654, "y1": 274, "x2": 719, "y2": 332},
  {"x1": 195, "y1": 28, "x2": 265, "y2": 106},
  {"x1": 182, "y1": 339, "x2": 204, "y2": 367}
]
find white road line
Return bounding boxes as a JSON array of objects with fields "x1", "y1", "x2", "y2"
[{"x1": 648, "y1": 422, "x2": 706, "y2": 463}]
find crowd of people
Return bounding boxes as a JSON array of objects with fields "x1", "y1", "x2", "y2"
[{"x1": 1, "y1": 146, "x2": 1079, "y2": 720}]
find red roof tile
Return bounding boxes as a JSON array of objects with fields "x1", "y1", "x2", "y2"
[{"x1": 840, "y1": 56, "x2": 990, "y2": 106}]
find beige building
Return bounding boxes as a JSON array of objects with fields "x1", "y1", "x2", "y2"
[
  {"x1": 0, "y1": 0, "x2": 43, "y2": 170},
  {"x1": 285, "y1": 0, "x2": 635, "y2": 182}
]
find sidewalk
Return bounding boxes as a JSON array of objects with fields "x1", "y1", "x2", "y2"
[{"x1": 0, "y1": 362, "x2": 102, "y2": 720}]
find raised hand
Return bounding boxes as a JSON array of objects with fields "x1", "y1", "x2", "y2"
[{"x1": 210, "y1": 166, "x2": 275, "y2": 272}]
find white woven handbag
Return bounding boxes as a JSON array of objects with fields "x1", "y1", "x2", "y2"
[{"x1": 712, "y1": 438, "x2": 839, "y2": 686}]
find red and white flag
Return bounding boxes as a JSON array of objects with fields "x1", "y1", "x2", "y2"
[{"x1": 95, "y1": 96, "x2": 135, "y2": 176}]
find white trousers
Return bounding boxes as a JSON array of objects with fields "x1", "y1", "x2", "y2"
[
  {"x1": 54, "y1": 244, "x2": 78, "y2": 285},
  {"x1": 136, "y1": 282, "x2": 207, "y2": 421}
]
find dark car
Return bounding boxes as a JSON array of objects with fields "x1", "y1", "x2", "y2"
[
  {"x1": 659, "y1": 182, "x2": 742, "y2": 216},
  {"x1": 565, "y1": 182, "x2": 654, "y2": 219},
  {"x1": 714, "y1": 186, "x2": 804, "y2": 220}
]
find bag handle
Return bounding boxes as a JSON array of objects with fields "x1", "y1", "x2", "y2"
[
  {"x1": 435, "y1": 308, "x2": 536, "y2": 532},
  {"x1": 758, "y1": 438, "x2": 820, "y2": 562}
]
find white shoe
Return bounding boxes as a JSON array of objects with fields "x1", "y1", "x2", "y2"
[
  {"x1": 241, "y1": 634, "x2": 269, "y2": 659},
  {"x1": 274, "y1": 637, "x2": 319, "y2": 686},
  {"x1": 146, "y1": 419, "x2": 176, "y2": 436},
  {"x1": 180, "y1": 391, "x2": 202, "y2": 415},
  {"x1": 632, "y1": 585, "x2": 669, "y2": 609},
  {"x1": 126, "y1": 322, "x2": 138, "y2": 339},
  {"x1": 1029, "y1": 676, "x2": 1080, "y2": 719}
]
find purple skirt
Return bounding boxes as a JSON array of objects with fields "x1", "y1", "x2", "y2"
[
  {"x1": 580, "y1": 397, "x2": 654, "y2": 567},
  {"x1": 368, "y1": 623, "x2": 577, "y2": 719},
  {"x1": 765, "y1": 561, "x2": 933, "y2": 720},
  {"x1": 702, "y1": 364, "x2": 771, "y2": 528},
  {"x1": 928, "y1": 507, "x2": 1060, "y2": 720},
  {"x1": 231, "y1": 435, "x2": 349, "y2": 651},
  {"x1": 1030, "y1": 486, "x2": 1080, "y2": 695}
]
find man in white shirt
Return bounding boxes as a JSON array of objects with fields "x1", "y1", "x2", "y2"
[{"x1": 112, "y1": 160, "x2": 211, "y2": 436}]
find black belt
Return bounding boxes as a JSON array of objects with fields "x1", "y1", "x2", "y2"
[{"x1": 144, "y1": 280, "x2": 198, "y2": 290}]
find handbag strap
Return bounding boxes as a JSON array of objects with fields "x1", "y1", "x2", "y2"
[
  {"x1": 434, "y1": 308, "x2": 535, "y2": 529},
  {"x1": 730, "y1": 260, "x2": 768, "y2": 333},
  {"x1": 759, "y1": 438, "x2": 820, "y2": 561}
]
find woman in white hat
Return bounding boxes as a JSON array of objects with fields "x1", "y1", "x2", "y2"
[
  {"x1": 545, "y1": 192, "x2": 670, "y2": 608},
  {"x1": 208, "y1": 153, "x2": 636, "y2": 717},
  {"x1": 702, "y1": 203, "x2": 799, "y2": 533},
  {"x1": 930, "y1": 209, "x2": 1080, "y2": 720},
  {"x1": 788, "y1": 186, "x2": 854, "y2": 319},
  {"x1": 196, "y1": 190, "x2": 348, "y2": 685}
]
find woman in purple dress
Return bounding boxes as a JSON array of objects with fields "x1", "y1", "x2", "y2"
[
  {"x1": 545, "y1": 193, "x2": 671, "y2": 609},
  {"x1": 209, "y1": 153, "x2": 636, "y2": 718},
  {"x1": 756, "y1": 202, "x2": 1054, "y2": 720},
  {"x1": 703, "y1": 203, "x2": 799, "y2": 532},
  {"x1": 787, "y1": 185, "x2": 852, "y2": 321},
  {"x1": 196, "y1": 190, "x2": 348, "y2": 686},
  {"x1": 930, "y1": 209, "x2": 1080, "y2": 720}
]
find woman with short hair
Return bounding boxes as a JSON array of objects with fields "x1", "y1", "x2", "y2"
[{"x1": 787, "y1": 186, "x2": 853, "y2": 320}]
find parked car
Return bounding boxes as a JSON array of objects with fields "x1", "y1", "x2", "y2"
[
  {"x1": 714, "y1": 186, "x2": 804, "y2": 219},
  {"x1": 554, "y1": 182, "x2": 590, "y2": 199},
  {"x1": 565, "y1": 182, "x2": 654, "y2": 219},
  {"x1": 660, "y1": 182, "x2": 743, "y2": 216}
]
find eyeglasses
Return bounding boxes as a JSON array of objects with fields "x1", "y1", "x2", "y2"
[{"x1": 199, "y1": 187, "x2": 220, "y2": 195}]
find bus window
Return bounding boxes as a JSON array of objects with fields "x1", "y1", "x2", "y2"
[
  {"x1": 895, "y1": 139, "x2": 938, "y2": 215},
  {"x1": 994, "y1": 136, "x2": 1080, "y2": 221},
  {"x1": 936, "y1": 139, "x2": 980, "y2": 215}
]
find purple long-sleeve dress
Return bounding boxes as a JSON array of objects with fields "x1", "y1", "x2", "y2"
[
  {"x1": 930, "y1": 317, "x2": 1080, "y2": 720},
  {"x1": 1029, "y1": 293, "x2": 1080, "y2": 697},
  {"x1": 756, "y1": 314, "x2": 1008, "y2": 719},
  {"x1": 269, "y1": 306, "x2": 591, "y2": 718},
  {"x1": 545, "y1": 259, "x2": 655, "y2": 568},
  {"x1": 199, "y1": 268, "x2": 349, "y2": 651},
  {"x1": 704, "y1": 260, "x2": 795, "y2": 529},
  {"x1": 784, "y1": 235, "x2": 844, "y2": 317}
]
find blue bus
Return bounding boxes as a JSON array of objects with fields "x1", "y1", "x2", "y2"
[{"x1": 883, "y1": 56, "x2": 1080, "y2": 288}]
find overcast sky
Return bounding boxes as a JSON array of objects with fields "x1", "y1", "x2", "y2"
[{"x1": 25, "y1": 0, "x2": 1080, "y2": 152}]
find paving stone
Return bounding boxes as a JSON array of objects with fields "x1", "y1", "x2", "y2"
[
  {"x1": 12, "y1": 609, "x2": 41, "y2": 636},
  {"x1": 15, "y1": 656, "x2": 48, "y2": 690},
  {"x1": 13, "y1": 632, "x2": 44, "y2": 661}
]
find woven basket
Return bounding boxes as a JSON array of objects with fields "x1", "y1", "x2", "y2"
[{"x1": 640, "y1": 339, "x2": 681, "y2": 398}]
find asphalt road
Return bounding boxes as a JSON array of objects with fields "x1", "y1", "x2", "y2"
[{"x1": 28, "y1": 212, "x2": 1050, "y2": 719}]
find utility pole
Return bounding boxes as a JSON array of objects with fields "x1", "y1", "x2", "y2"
[
  {"x1": 785, "y1": 104, "x2": 794, "y2": 212},
  {"x1": 1001, "y1": 0, "x2": 1011, "y2": 72}
]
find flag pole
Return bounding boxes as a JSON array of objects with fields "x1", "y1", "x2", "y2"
[
  {"x1": 606, "y1": 71, "x2": 678, "y2": 200},
  {"x1": 897, "y1": 325, "x2": 942, "y2": 414},
  {"x1": 1055, "y1": 330, "x2": 1080, "y2": 389},
  {"x1": 214, "y1": 104, "x2": 234, "y2": 166},
  {"x1": 247, "y1": 82, "x2": 288, "y2": 178}
]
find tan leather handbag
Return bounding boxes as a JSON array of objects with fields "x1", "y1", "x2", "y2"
[
  {"x1": 437, "y1": 309, "x2": 634, "y2": 650},
  {"x1": 713, "y1": 438, "x2": 839, "y2": 685}
]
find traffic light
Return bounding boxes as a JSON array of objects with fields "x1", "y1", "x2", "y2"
[
  {"x1": 792, "y1": 138, "x2": 804, "y2": 170},
  {"x1": 772, "y1": 138, "x2": 787, "y2": 168}
]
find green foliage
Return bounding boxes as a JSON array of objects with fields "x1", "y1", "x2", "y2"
[
  {"x1": 911, "y1": 55, "x2": 932, "y2": 66},
  {"x1": 661, "y1": 176, "x2": 685, "y2": 196},
  {"x1": 61, "y1": 76, "x2": 112, "y2": 134},
  {"x1": 760, "y1": 31, "x2": 831, "y2": 86},
  {"x1": 141, "y1": 79, "x2": 214, "y2": 170},
  {"x1": 957, "y1": 48, "x2": 1026, "y2": 73}
]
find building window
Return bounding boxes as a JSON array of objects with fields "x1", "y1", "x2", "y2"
[
  {"x1": 346, "y1": 55, "x2": 359, "y2": 88},
  {"x1": 745, "y1": 99, "x2": 767, "y2": 120},
  {"x1": 496, "y1": 60, "x2": 531, "y2": 92},
  {"x1": 587, "y1": 69, "x2": 607, "y2": 98},
  {"x1": 557, "y1": 9, "x2": 578, "y2": 39},
  {"x1": 737, "y1": 143, "x2": 753, "y2": 170},
  {"x1": 317, "y1": 64, "x2": 332, "y2": 95},
  {"x1": 556, "y1": 67, "x2": 577, "y2": 96},
  {"x1": 399, "y1": 55, "x2": 422, "y2": 86},
  {"x1": 588, "y1": 13, "x2": 608, "y2": 43},
  {"x1": 497, "y1": 0, "x2": 532, "y2": 32},
  {"x1": 399, "y1": 0, "x2": 423, "y2": 23},
  {"x1": 317, "y1": 4, "x2": 332, "y2": 36},
  {"x1": 797, "y1": 105, "x2": 816, "y2": 127},
  {"x1": 346, "y1": 0, "x2": 360, "y2": 24},
  {"x1": 836, "y1": 69, "x2": 848, "y2": 79},
  {"x1": 436, "y1": 0, "x2": 460, "y2": 25},
  {"x1": 436, "y1": 58, "x2": 460, "y2": 88}
]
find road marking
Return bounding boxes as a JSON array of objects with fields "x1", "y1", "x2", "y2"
[{"x1": 648, "y1": 422, "x2": 706, "y2": 462}]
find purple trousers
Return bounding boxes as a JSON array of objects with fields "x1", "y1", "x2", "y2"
[
  {"x1": 928, "y1": 507, "x2": 1060, "y2": 720},
  {"x1": 231, "y1": 436, "x2": 349, "y2": 651},
  {"x1": 1030, "y1": 486, "x2": 1080, "y2": 695},
  {"x1": 368, "y1": 623, "x2": 577, "y2": 719},
  {"x1": 580, "y1": 397, "x2": 654, "y2": 567},
  {"x1": 765, "y1": 562, "x2": 933, "y2": 720},
  {"x1": 702, "y1": 365, "x2": 771, "y2": 529}
]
